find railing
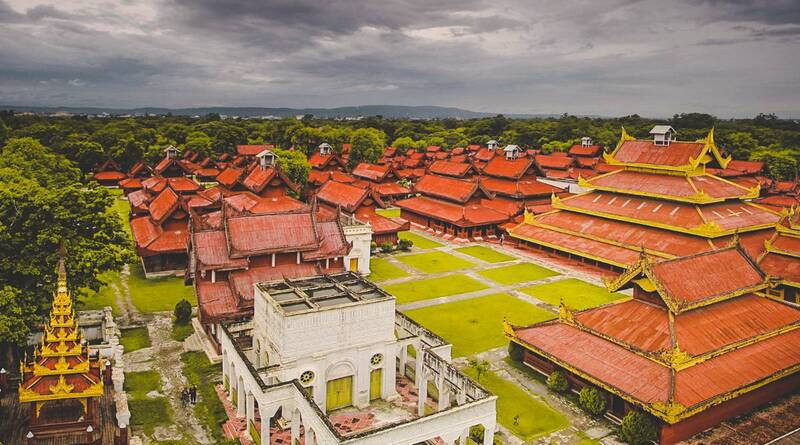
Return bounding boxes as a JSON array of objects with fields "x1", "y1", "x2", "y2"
[{"x1": 422, "y1": 350, "x2": 491, "y2": 403}]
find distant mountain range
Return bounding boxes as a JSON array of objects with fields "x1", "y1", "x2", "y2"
[{"x1": 0, "y1": 104, "x2": 562, "y2": 119}]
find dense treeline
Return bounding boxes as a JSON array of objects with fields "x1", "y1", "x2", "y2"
[{"x1": 1, "y1": 111, "x2": 799, "y2": 180}]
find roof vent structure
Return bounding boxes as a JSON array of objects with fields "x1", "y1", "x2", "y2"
[{"x1": 650, "y1": 125, "x2": 676, "y2": 146}]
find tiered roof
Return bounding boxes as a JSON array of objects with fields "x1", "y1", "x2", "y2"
[
  {"x1": 508, "y1": 247, "x2": 800, "y2": 424},
  {"x1": 509, "y1": 128, "x2": 775, "y2": 269},
  {"x1": 19, "y1": 258, "x2": 104, "y2": 406}
]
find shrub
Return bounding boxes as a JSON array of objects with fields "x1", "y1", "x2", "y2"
[
  {"x1": 174, "y1": 298, "x2": 192, "y2": 324},
  {"x1": 547, "y1": 370, "x2": 569, "y2": 393},
  {"x1": 380, "y1": 242, "x2": 394, "y2": 253},
  {"x1": 397, "y1": 238, "x2": 413, "y2": 251},
  {"x1": 619, "y1": 411, "x2": 659, "y2": 445},
  {"x1": 469, "y1": 425, "x2": 501, "y2": 445},
  {"x1": 370, "y1": 241, "x2": 378, "y2": 251},
  {"x1": 579, "y1": 386, "x2": 606, "y2": 417},
  {"x1": 507, "y1": 341, "x2": 524, "y2": 362}
]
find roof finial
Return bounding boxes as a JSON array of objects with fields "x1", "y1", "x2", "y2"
[{"x1": 729, "y1": 229, "x2": 740, "y2": 248}]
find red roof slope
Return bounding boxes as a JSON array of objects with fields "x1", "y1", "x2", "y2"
[
  {"x1": 237, "y1": 144, "x2": 274, "y2": 156},
  {"x1": 483, "y1": 156, "x2": 534, "y2": 179},
  {"x1": 569, "y1": 144, "x2": 602, "y2": 157},
  {"x1": 415, "y1": 175, "x2": 480, "y2": 203},
  {"x1": 315, "y1": 181, "x2": 369, "y2": 212},
  {"x1": 613, "y1": 140, "x2": 704, "y2": 167},
  {"x1": 428, "y1": 160, "x2": 473, "y2": 177},
  {"x1": 396, "y1": 196, "x2": 508, "y2": 227},
  {"x1": 352, "y1": 163, "x2": 392, "y2": 182},
  {"x1": 225, "y1": 212, "x2": 319, "y2": 257}
]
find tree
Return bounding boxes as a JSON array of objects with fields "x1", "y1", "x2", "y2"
[
  {"x1": 468, "y1": 358, "x2": 491, "y2": 382},
  {"x1": 547, "y1": 370, "x2": 569, "y2": 393},
  {"x1": 57, "y1": 137, "x2": 105, "y2": 179},
  {"x1": 196, "y1": 121, "x2": 248, "y2": 153},
  {"x1": 750, "y1": 146, "x2": 798, "y2": 181},
  {"x1": 174, "y1": 299, "x2": 193, "y2": 324},
  {"x1": 579, "y1": 387, "x2": 607, "y2": 416},
  {"x1": 184, "y1": 131, "x2": 213, "y2": 157},
  {"x1": 274, "y1": 148, "x2": 311, "y2": 187},
  {"x1": 619, "y1": 411, "x2": 659, "y2": 445},
  {"x1": 0, "y1": 152, "x2": 131, "y2": 365},
  {"x1": 0, "y1": 116, "x2": 9, "y2": 145},
  {"x1": 348, "y1": 128, "x2": 385, "y2": 169}
]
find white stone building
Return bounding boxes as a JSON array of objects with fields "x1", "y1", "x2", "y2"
[{"x1": 220, "y1": 273, "x2": 497, "y2": 445}]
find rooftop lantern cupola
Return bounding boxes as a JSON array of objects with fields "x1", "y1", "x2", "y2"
[
  {"x1": 319, "y1": 142, "x2": 332, "y2": 155},
  {"x1": 581, "y1": 136, "x2": 593, "y2": 147},
  {"x1": 256, "y1": 149, "x2": 277, "y2": 169},
  {"x1": 504, "y1": 144, "x2": 521, "y2": 160},
  {"x1": 164, "y1": 145, "x2": 179, "y2": 159},
  {"x1": 650, "y1": 125, "x2": 676, "y2": 146},
  {"x1": 487, "y1": 140, "x2": 499, "y2": 151}
]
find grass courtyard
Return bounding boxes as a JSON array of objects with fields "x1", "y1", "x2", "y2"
[
  {"x1": 455, "y1": 245, "x2": 514, "y2": 263},
  {"x1": 382, "y1": 274, "x2": 488, "y2": 304},
  {"x1": 125, "y1": 370, "x2": 173, "y2": 436},
  {"x1": 521, "y1": 278, "x2": 626, "y2": 310},
  {"x1": 395, "y1": 251, "x2": 475, "y2": 274},
  {"x1": 398, "y1": 231, "x2": 443, "y2": 249},
  {"x1": 120, "y1": 326, "x2": 151, "y2": 353},
  {"x1": 375, "y1": 208, "x2": 401, "y2": 218},
  {"x1": 369, "y1": 258, "x2": 409, "y2": 282},
  {"x1": 127, "y1": 263, "x2": 197, "y2": 312},
  {"x1": 463, "y1": 367, "x2": 568, "y2": 441},
  {"x1": 405, "y1": 293, "x2": 556, "y2": 356},
  {"x1": 478, "y1": 262, "x2": 559, "y2": 285}
]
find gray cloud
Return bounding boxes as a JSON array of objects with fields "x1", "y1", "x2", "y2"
[{"x1": 0, "y1": 0, "x2": 798, "y2": 117}]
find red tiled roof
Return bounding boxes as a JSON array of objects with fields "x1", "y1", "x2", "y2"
[
  {"x1": 354, "y1": 208, "x2": 409, "y2": 235},
  {"x1": 193, "y1": 230, "x2": 248, "y2": 271},
  {"x1": 428, "y1": 160, "x2": 473, "y2": 177},
  {"x1": 303, "y1": 219, "x2": 351, "y2": 260},
  {"x1": 396, "y1": 196, "x2": 508, "y2": 227},
  {"x1": 195, "y1": 168, "x2": 220, "y2": 178},
  {"x1": 352, "y1": 163, "x2": 392, "y2": 182},
  {"x1": 119, "y1": 177, "x2": 143, "y2": 190},
  {"x1": 479, "y1": 197, "x2": 523, "y2": 216},
  {"x1": 371, "y1": 182, "x2": 410, "y2": 197},
  {"x1": 216, "y1": 166, "x2": 244, "y2": 188},
  {"x1": 309, "y1": 152, "x2": 337, "y2": 169},
  {"x1": 237, "y1": 144, "x2": 273, "y2": 156},
  {"x1": 575, "y1": 157, "x2": 599, "y2": 169},
  {"x1": 414, "y1": 174, "x2": 480, "y2": 203},
  {"x1": 649, "y1": 248, "x2": 764, "y2": 307},
  {"x1": 149, "y1": 188, "x2": 181, "y2": 223},
  {"x1": 483, "y1": 156, "x2": 534, "y2": 179},
  {"x1": 481, "y1": 177, "x2": 562, "y2": 198},
  {"x1": 93, "y1": 171, "x2": 127, "y2": 181},
  {"x1": 568, "y1": 144, "x2": 602, "y2": 157},
  {"x1": 241, "y1": 166, "x2": 298, "y2": 194},
  {"x1": 510, "y1": 222, "x2": 643, "y2": 266},
  {"x1": 760, "y1": 252, "x2": 800, "y2": 284},
  {"x1": 316, "y1": 181, "x2": 369, "y2": 212},
  {"x1": 224, "y1": 193, "x2": 307, "y2": 214},
  {"x1": 613, "y1": 140, "x2": 704, "y2": 167},
  {"x1": 535, "y1": 155, "x2": 573, "y2": 170},
  {"x1": 225, "y1": 212, "x2": 319, "y2": 257},
  {"x1": 587, "y1": 170, "x2": 751, "y2": 201}
]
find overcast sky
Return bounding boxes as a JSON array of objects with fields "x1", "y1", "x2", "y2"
[{"x1": 0, "y1": 0, "x2": 798, "y2": 117}]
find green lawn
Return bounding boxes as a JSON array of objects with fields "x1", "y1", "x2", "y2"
[
  {"x1": 395, "y1": 251, "x2": 475, "y2": 274},
  {"x1": 128, "y1": 263, "x2": 197, "y2": 313},
  {"x1": 120, "y1": 326, "x2": 151, "y2": 353},
  {"x1": 478, "y1": 263, "x2": 559, "y2": 285},
  {"x1": 521, "y1": 278, "x2": 627, "y2": 310},
  {"x1": 405, "y1": 293, "x2": 556, "y2": 356},
  {"x1": 463, "y1": 367, "x2": 568, "y2": 441},
  {"x1": 375, "y1": 208, "x2": 401, "y2": 218},
  {"x1": 129, "y1": 398, "x2": 173, "y2": 435},
  {"x1": 399, "y1": 231, "x2": 443, "y2": 249},
  {"x1": 383, "y1": 274, "x2": 488, "y2": 304},
  {"x1": 455, "y1": 246, "x2": 514, "y2": 263},
  {"x1": 124, "y1": 370, "x2": 162, "y2": 399},
  {"x1": 110, "y1": 194, "x2": 132, "y2": 240},
  {"x1": 369, "y1": 258, "x2": 409, "y2": 282},
  {"x1": 181, "y1": 351, "x2": 237, "y2": 444},
  {"x1": 171, "y1": 322, "x2": 194, "y2": 342},
  {"x1": 77, "y1": 271, "x2": 121, "y2": 315}
]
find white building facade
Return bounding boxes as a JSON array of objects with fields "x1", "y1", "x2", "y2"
[{"x1": 219, "y1": 273, "x2": 497, "y2": 445}]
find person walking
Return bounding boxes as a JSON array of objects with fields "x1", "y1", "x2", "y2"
[
  {"x1": 190, "y1": 385, "x2": 197, "y2": 405},
  {"x1": 181, "y1": 388, "x2": 189, "y2": 408}
]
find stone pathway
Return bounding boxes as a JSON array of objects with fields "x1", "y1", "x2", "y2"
[{"x1": 124, "y1": 313, "x2": 212, "y2": 444}]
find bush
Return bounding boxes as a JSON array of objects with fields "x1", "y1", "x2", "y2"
[
  {"x1": 507, "y1": 341, "x2": 524, "y2": 362},
  {"x1": 579, "y1": 387, "x2": 606, "y2": 417},
  {"x1": 370, "y1": 241, "x2": 378, "y2": 251},
  {"x1": 469, "y1": 425, "x2": 501, "y2": 445},
  {"x1": 397, "y1": 238, "x2": 413, "y2": 251},
  {"x1": 619, "y1": 411, "x2": 659, "y2": 445},
  {"x1": 547, "y1": 370, "x2": 569, "y2": 393},
  {"x1": 380, "y1": 242, "x2": 394, "y2": 253},
  {"x1": 174, "y1": 298, "x2": 192, "y2": 324}
]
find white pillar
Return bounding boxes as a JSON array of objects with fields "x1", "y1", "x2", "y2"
[
  {"x1": 260, "y1": 409, "x2": 270, "y2": 445},
  {"x1": 458, "y1": 428, "x2": 469, "y2": 445},
  {"x1": 417, "y1": 374, "x2": 428, "y2": 417},
  {"x1": 483, "y1": 422, "x2": 496, "y2": 445},
  {"x1": 399, "y1": 345, "x2": 407, "y2": 377},
  {"x1": 291, "y1": 409, "x2": 300, "y2": 443},
  {"x1": 246, "y1": 392, "x2": 255, "y2": 430},
  {"x1": 437, "y1": 377, "x2": 450, "y2": 412},
  {"x1": 236, "y1": 379, "x2": 246, "y2": 417},
  {"x1": 271, "y1": 253, "x2": 276, "y2": 267},
  {"x1": 296, "y1": 251, "x2": 301, "y2": 264},
  {"x1": 211, "y1": 269, "x2": 216, "y2": 283}
]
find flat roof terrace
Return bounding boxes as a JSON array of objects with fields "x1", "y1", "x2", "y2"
[{"x1": 257, "y1": 272, "x2": 392, "y2": 315}]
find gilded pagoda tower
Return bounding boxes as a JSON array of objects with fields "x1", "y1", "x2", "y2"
[{"x1": 18, "y1": 257, "x2": 105, "y2": 436}]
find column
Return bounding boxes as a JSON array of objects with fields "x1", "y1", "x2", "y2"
[
  {"x1": 246, "y1": 392, "x2": 255, "y2": 430},
  {"x1": 290, "y1": 409, "x2": 301, "y2": 444},
  {"x1": 398, "y1": 344, "x2": 407, "y2": 377},
  {"x1": 437, "y1": 377, "x2": 450, "y2": 412},
  {"x1": 237, "y1": 379, "x2": 246, "y2": 417},
  {"x1": 458, "y1": 428, "x2": 469, "y2": 445},
  {"x1": 417, "y1": 373, "x2": 428, "y2": 417},
  {"x1": 482, "y1": 423, "x2": 496, "y2": 445}
]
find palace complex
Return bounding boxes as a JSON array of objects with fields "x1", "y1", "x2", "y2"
[
  {"x1": 506, "y1": 245, "x2": 800, "y2": 443},
  {"x1": 220, "y1": 272, "x2": 497, "y2": 445}
]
